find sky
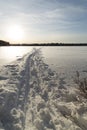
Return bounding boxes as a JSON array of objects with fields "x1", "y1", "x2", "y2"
[{"x1": 0, "y1": 0, "x2": 87, "y2": 43}]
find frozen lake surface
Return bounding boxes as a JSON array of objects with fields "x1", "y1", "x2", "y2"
[
  {"x1": 0, "y1": 47, "x2": 87, "y2": 130},
  {"x1": 0, "y1": 46, "x2": 34, "y2": 66},
  {"x1": 0, "y1": 46, "x2": 87, "y2": 72},
  {"x1": 42, "y1": 46, "x2": 87, "y2": 73}
]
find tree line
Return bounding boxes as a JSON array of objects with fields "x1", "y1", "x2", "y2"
[{"x1": 0, "y1": 40, "x2": 87, "y2": 46}]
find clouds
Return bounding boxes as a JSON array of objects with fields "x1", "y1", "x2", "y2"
[
  {"x1": 0, "y1": 0, "x2": 87, "y2": 23},
  {"x1": 0, "y1": 0, "x2": 87, "y2": 42}
]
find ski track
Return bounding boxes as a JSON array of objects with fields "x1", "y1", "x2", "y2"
[{"x1": 0, "y1": 48, "x2": 87, "y2": 130}]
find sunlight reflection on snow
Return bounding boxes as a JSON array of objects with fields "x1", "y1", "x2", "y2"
[{"x1": 0, "y1": 46, "x2": 33, "y2": 65}]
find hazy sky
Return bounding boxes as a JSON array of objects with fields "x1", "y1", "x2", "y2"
[{"x1": 0, "y1": 0, "x2": 87, "y2": 43}]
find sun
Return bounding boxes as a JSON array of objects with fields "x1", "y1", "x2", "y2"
[{"x1": 6, "y1": 25, "x2": 24, "y2": 42}]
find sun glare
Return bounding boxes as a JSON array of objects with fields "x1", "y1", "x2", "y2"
[{"x1": 6, "y1": 25, "x2": 24, "y2": 42}]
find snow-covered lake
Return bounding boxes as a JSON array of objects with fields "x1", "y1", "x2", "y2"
[
  {"x1": 0, "y1": 46, "x2": 34, "y2": 66},
  {"x1": 0, "y1": 46, "x2": 87, "y2": 72},
  {"x1": 42, "y1": 46, "x2": 87, "y2": 72},
  {"x1": 0, "y1": 46, "x2": 87, "y2": 130}
]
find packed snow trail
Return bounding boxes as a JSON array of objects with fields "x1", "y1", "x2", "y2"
[
  {"x1": 0, "y1": 48, "x2": 87, "y2": 130},
  {"x1": 24, "y1": 49, "x2": 87, "y2": 130},
  {"x1": 0, "y1": 51, "x2": 31, "y2": 130}
]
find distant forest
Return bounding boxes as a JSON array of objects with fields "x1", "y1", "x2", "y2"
[
  {"x1": 0, "y1": 40, "x2": 87, "y2": 46},
  {"x1": 0, "y1": 40, "x2": 10, "y2": 46},
  {"x1": 18, "y1": 43, "x2": 87, "y2": 46}
]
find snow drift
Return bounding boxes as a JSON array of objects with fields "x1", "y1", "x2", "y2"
[{"x1": 0, "y1": 48, "x2": 87, "y2": 130}]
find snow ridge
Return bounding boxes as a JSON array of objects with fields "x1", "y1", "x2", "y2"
[{"x1": 0, "y1": 48, "x2": 87, "y2": 130}]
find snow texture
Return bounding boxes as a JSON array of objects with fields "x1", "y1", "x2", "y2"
[{"x1": 0, "y1": 48, "x2": 87, "y2": 130}]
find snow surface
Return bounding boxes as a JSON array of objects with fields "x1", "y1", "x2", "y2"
[{"x1": 0, "y1": 48, "x2": 87, "y2": 130}]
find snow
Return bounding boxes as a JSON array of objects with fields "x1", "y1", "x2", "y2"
[{"x1": 0, "y1": 48, "x2": 87, "y2": 130}]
